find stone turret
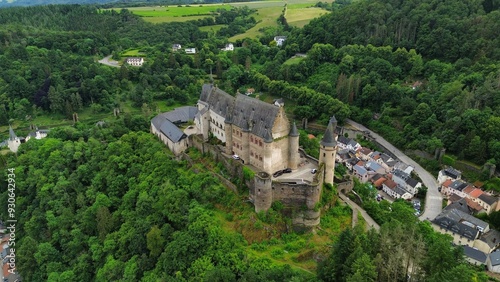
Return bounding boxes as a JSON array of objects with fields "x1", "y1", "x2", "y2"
[
  {"x1": 288, "y1": 122, "x2": 300, "y2": 169},
  {"x1": 254, "y1": 172, "x2": 273, "y2": 212},
  {"x1": 319, "y1": 116, "x2": 337, "y2": 185},
  {"x1": 7, "y1": 125, "x2": 21, "y2": 153},
  {"x1": 224, "y1": 113, "x2": 233, "y2": 155}
]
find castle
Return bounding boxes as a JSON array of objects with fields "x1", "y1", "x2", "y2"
[{"x1": 151, "y1": 84, "x2": 338, "y2": 228}]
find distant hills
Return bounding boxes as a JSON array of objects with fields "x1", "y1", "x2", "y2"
[{"x1": 0, "y1": 0, "x2": 207, "y2": 8}]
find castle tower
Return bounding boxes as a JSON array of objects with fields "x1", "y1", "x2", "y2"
[
  {"x1": 8, "y1": 125, "x2": 21, "y2": 153},
  {"x1": 263, "y1": 128, "x2": 273, "y2": 173},
  {"x1": 241, "y1": 121, "x2": 250, "y2": 163},
  {"x1": 254, "y1": 172, "x2": 272, "y2": 212},
  {"x1": 319, "y1": 116, "x2": 337, "y2": 186},
  {"x1": 288, "y1": 122, "x2": 300, "y2": 169},
  {"x1": 224, "y1": 113, "x2": 233, "y2": 155}
]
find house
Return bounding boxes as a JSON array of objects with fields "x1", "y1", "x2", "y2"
[
  {"x1": 184, "y1": 48, "x2": 196, "y2": 54},
  {"x1": 437, "y1": 167, "x2": 462, "y2": 184},
  {"x1": 474, "y1": 229, "x2": 500, "y2": 254},
  {"x1": 172, "y1": 44, "x2": 182, "y2": 51},
  {"x1": 382, "y1": 178, "x2": 411, "y2": 200},
  {"x1": 371, "y1": 174, "x2": 387, "y2": 189},
  {"x1": 487, "y1": 251, "x2": 500, "y2": 273},
  {"x1": 353, "y1": 164, "x2": 369, "y2": 183},
  {"x1": 357, "y1": 147, "x2": 372, "y2": 161},
  {"x1": 125, "y1": 57, "x2": 144, "y2": 66},
  {"x1": 393, "y1": 161, "x2": 414, "y2": 174},
  {"x1": 445, "y1": 198, "x2": 473, "y2": 214},
  {"x1": 431, "y1": 208, "x2": 489, "y2": 247},
  {"x1": 337, "y1": 136, "x2": 360, "y2": 151},
  {"x1": 336, "y1": 149, "x2": 356, "y2": 164},
  {"x1": 463, "y1": 246, "x2": 487, "y2": 266},
  {"x1": 444, "y1": 179, "x2": 469, "y2": 198},
  {"x1": 345, "y1": 157, "x2": 360, "y2": 172},
  {"x1": 273, "y1": 98, "x2": 284, "y2": 107},
  {"x1": 222, "y1": 43, "x2": 234, "y2": 51},
  {"x1": 151, "y1": 106, "x2": 197, "y2": 156},
  {"x1": 392, "y1": 169, "x2": 421, "y2": 196},
  {"x1": 365, "y1": 160, "x2": 385, "y2": 175},
  {"x1": 477, "y1": 193, "x2": 498, "y2": 214},
  {"x1": 274, "y1": 36, "x2": 287, "y2": 46}
]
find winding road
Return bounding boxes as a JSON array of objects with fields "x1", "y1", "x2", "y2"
[
  {"x1": 98, "y1": 55, "x2": 120, "y2": 68},
  {"x1": 345, "y1": 119, "x2": 442, "y2": 221}
]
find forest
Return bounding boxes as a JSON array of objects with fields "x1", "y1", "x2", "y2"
[{"x1": 0, "y1": 0, "x2": 499, "y2": 280}]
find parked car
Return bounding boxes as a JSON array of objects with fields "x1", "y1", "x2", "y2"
[
  {"x1": 311, "y1": 169, "x2": 317, "y2": 174},
  {"x1": 273, "y1": 170, "x2": 284, "y2": 178},
  {"x1": 283, "y1": 168, "x2": 292, "y2": 173},
  {"x1": 232, "y1": 155, "x2": 240, "y2": 160}
]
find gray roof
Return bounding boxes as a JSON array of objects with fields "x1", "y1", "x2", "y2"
[
  {"x1": 394, "y1": 161, "x2": 411, "y2": 171},
  {"x1": 289, "y1": 122, "x2": 299, "y2": 137},
  {"x1": 151, "y1": 106, "x2": 196, "y2": 143},
  {"x1": 348, "y1": 139, "x2": 359, "y2": 148},
  {"x1": 353, "y1": 164, "x2": 367, "y2": 175},
  {"x1": 490, "y1": 251, "x2": 500, "y2": 266},
  {"x1": 463, "y1": 246, "x2": 487, "y2": 263},
  {"x1": 443, "y1": 167, "x2": 461, "y2": 179},
  {"x1": 479, "y1": 194, "x2": 498, "y2": 206},
  {"x1": 406, "y1": 177, "x2": 419, "y2": 188},
  {"x1": 393, "y1": 169, "x2": 410, "y2": 181},
  {"x1": 380, "y1": 153, "x2": 393, "y2": 163},
  {"x1": 450, "y1": 180, "x2": 468, "y2": 192},
  {"x1": 394, "y1": 185, "x2": 409, "y2": 196},
  {"x1": 337, "y1": 135, "x2": 350, "y2": 145},
  {"x1": 199, "y1": 84, "x2": 281, "y2": 140},
  {"x1": 444, "y1": 198, "x2": 472, "y2": 214},
  {"x1": 9, "y1": 126, "x2": 17, "y2": 140},
  {"x1": 432, "y1": 208, "x2": 488, "y2": 240},
  {"x1": 320, "y1": 116, "x2": 337, "y2": 147},
  {"x1": 159, "y1": 119, "x2": 186, "y2": 142},
  {"x1": 479, "y1": 229, "x2": 500, "y2": 249},
  {"x1": 365, "y1": 160, "x2": 383, "y2": 172}
]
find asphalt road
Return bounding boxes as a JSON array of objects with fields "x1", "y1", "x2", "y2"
[
  {"x1": 98, "y1": 55, "x2": 120, "y2": 68},
  {"x1": 345, "y1": 119, "x2": 442, "y2": 221}
]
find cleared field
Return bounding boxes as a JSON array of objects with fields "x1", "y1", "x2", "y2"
[
  {"x1": 199, "y1": 24, "x2": 227, "y2": 32},
  {"x1": 127, "y1": 5, "x2": 230, "y2": 17},
  {"x1": 283, "y1": 56, "x2": 304, "y2": 65},
  {"x1": 121, "y1": 49, "x2": 145, "y2": 56},
  {"x1": 286, "y1": 6, "x2": 329, "y2": 28},
  {"x1": 229, "y1": 6, "x2": 283, "y2": 41}
]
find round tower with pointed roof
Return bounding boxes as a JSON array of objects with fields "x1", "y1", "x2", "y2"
[
  {"x1": 319, "y1": 116, "x2": 337, "y2": 185},
  {"x1": 288, "y1": 122, "x2": 300, "y2": 169}
]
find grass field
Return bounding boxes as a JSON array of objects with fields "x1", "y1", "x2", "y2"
[
  {"x1": 199, "y1": 24, "x2": 227, "y2": 32},
  {"x1": 113, "y1": 1, "x2": 333, "y2": 39},
  {"x1": 283, "y1": 56, "x2": 304, "y2": 65},
  {"x1": 121, "y1": 49, "x2": 145, "y2": 57}
]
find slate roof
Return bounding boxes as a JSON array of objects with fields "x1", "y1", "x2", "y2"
[
  {"x1": 490, "y1": 251, "x2": 500, "y2": 266},
  {"x1": 337, "y1": 135, "x2": 350, "y2": 145},
  {"x1": 320, "y1": 117, "x2": 337, "y2": 147},
  {"x1": 353, "y1": 165, "x2": 367, "y2": 175},
  {"x1": 443, "y1": 167, "x2": 461, "y2": 179},
  {"x1": 394, "y1": 161, "x2": 412, "y2": 172},
  {"x1": 160, "y1": 120, "x2": 187, "y2": 142},
  {"x1": 479, "y1": 194, "x2": 498, "y2": 206},
  {"x1": 406, "y1": 177, "x2": 420, "y2": 188},
  {"x1": 348, "y1": 139, "x2": 359, "y2": 148},
  {"x1": 444, "y1": 198, "x2": 472, "y2": 214},
  {"x1": 162, "y1": 106, "x2": 197, "y2": 124},
  {"x1": 450, "y1": 180, "x2": 468, "y2": 192},
  {"x1": 479, "y1": 229, "x2": 500, "y2": 249},
  {"x1": 365, "y1": 160, "x2": 383, "y2": 172},
  {"x1": 395, "y1": 185, "x2": 409, "y2": 196},
  {"x1": 463, "y1": 246, "x2": 487, "y2": 263},
  {"x1": 199, "y1": 84, "x2": 282, "y2": 140},
  {"x1": 393, "y1": 169, "x2": 410, "y2": 181},
  {"x1": 8, "y1": 126, "x2": 17, "y2": 140},
  {"x1": 380, "y1": 153, "x2": 393, "y2": 163},
  {"x1": 432, "y1": 208, "x2": 488, "y2": 239},
  {"x1": 289, "y1": 122, "x2": 299, "y2": 137}
]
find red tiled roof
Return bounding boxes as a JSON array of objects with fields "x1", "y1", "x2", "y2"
[
  {"x1": 442, "y1": 179, "x2": 453, "y2": 188},
  {"x1": 359, "y1": 147, "x2": 372, "y2": 155},
  {"x1": 356, "y1": 160, "x2": 365, "y2": 166},
  {"x1": 373, "y1": 177, "x2": 387, "y2": 188},
  {"x1": 466, "y1": 198, "x2": 484, "y2": 212},
  {"x1": 384, "y1": 179, "x2": 397, "y2": 189},
  {"x1": 469, "y1": 188, "x2": 484, "y2": 199},
  {"x1": 463, "y1": 186, "x2": 474, "y2": 195}
]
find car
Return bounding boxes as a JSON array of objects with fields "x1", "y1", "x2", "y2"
[
  {"x1": 232, "y1": 155, "x2": 240, "y2": 160},
  {"x1": 283, "y1": 168, "x2": 292, "y2": 173},
  {"x1": 311, "y1": 169, "x2": 317, "y2": 174},
  {"x1": 273, "y1": 170, "x2": 284, "y2": 178}
]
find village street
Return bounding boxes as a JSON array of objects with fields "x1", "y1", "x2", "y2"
[{"x1": 345, "y1": 119, "x2": 443, "y2": 221}]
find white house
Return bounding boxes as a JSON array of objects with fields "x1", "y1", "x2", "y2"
[
  {"x1": 463, "y1": 246, "x2": 487, "y2": 266},
  {"x1": 487, "y1": 251, "x2": 500, "y2": 273},
  {"x1": 172, "y1": 44, "x2": 182, "y2": 52},
  {"x1": 438, "y1": 167, "x2": 462, "y2": 184},
  {"x1": 185, "y1": 48, "x2": 196, "y2": 54},
  {"x1": 125, "y1": 57, "x2": 144, "y2": 66},
  {"x1": 274, "y1": 36, "x2": 287, "y2": 47},
  {"x1": 222, "y1": 43, "x2": 234, "y2": 51}
]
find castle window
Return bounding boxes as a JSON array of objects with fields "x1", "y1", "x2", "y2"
[
  {"x1": 251, "y1": 151, "x2": 254, "y2": 156},
  {"x1": 258, "y1": 189, "x2": 260, "y2": 192},
  {"x1": 250, "y1": 136, "x2": 253, "y2": 142},
  {"x1": 323, "y1": 153, "x2": 326, "y2": 157},
  {"x1": 259, "y1": 140, "x2": 262, "y2": 147},
  {"x1": 259, "y1": 156, "x2": 263, "y2": 161}
]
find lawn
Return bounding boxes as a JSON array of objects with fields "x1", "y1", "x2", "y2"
[
  {"x1": 121, "y1": 48, "x2": 145, "y2": 57},
  {"x1": 199, "y1": 24, "x2": 227, "y2": 32},
  {"x1": 283, "y1": 56, "x2": 304, "y2": 65},
  {"x1": 112, "y1": 4, "x2": 230, "y2": 23},
  {"x1": 229, "y1": 6, "x2": 283, "y2": 41},
  {"x1": 286, "y1": 4, "x2": 330, "y2": 28}
]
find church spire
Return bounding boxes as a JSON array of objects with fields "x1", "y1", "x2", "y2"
[
  {"x1": 9, "y1": 125, "x2": 17, "y2": 141},
  {"x1": 289, "y1": 122, "x2": 299, "y2": 137}
]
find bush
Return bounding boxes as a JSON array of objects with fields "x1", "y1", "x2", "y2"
[{"x1": 270, "y1": 248, "x2": 284, "y2": 259}]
